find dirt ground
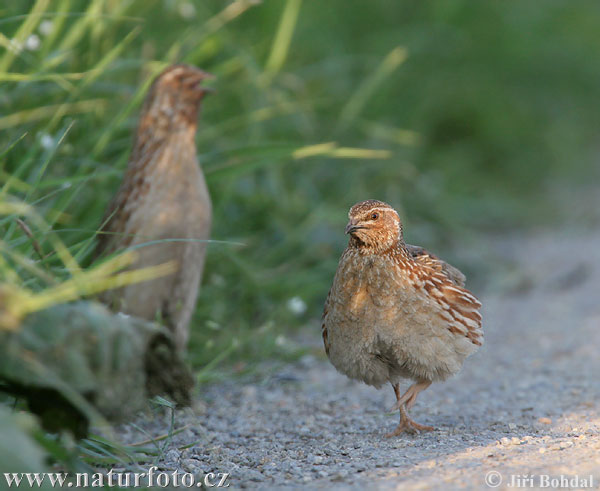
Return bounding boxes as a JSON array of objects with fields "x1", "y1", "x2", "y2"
[{"x1": 122, "y1": 228, "x2": 600, "y2": 489}]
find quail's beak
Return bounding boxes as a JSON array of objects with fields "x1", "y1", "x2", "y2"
[
  {"x1": 186, "y1": 71, "x2": 216, "y2": 95},
  {"x1": 345, "y1": 220, "x2": 365, "y2": 235}
]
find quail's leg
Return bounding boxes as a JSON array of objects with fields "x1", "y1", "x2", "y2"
[
  {"x1": 385, "y1": 382, "x2": 434, "y2": 437},
  {"x1": 389, "y1": 380, "x2": 432, "y2": 412}
]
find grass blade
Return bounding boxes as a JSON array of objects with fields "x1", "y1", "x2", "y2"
[
  {"x1": 263, "y1": 0, "x2": 302, "y2": 82},
  {"x1": 337, "y1": 46, "x2": 408, "y2": 133}
]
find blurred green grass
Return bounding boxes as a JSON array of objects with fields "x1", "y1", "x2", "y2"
[{"x1": 1, "y1": 0, "x2": 600, "y2": 371}]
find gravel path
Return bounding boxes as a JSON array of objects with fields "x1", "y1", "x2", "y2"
[{"x1": 118, "y1": 230, "x2": 600, "y2": 489}]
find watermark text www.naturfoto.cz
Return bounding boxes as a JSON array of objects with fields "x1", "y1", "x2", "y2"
[
  {"x1": 3, "y1": 467, "x2": 230, "y2": 488},
  {"x1": 485, "y1": 470, "x2": 594, "y2": 488}
]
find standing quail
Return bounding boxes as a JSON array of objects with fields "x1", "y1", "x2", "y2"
[
  {"x1": 322, "y1": 200, "x2": 482, "y2": 436},
  {"x1": 96, "y1": 64, "x2": 213, "y2": 353}
]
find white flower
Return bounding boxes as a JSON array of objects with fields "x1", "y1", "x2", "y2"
[
  {"x1": 24, "y1": 34, "x2": 40, "y2": 51},
  {"x1": 39, "y1": 20, "x2": 54, "y2": 36},
  {"x1": 178, "y1": 2, "x2": 196, "y2": 19},
  {"x1": 286, "y1": 296, "x2": 307, "y2": 316},
  {"x1": 39, "y1": 133, "x2": 54, "y2": 150}
]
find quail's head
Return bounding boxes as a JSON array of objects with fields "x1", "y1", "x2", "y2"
[
  {"x1": 141, "y1": 64, "x2": 214, "y2": 129},
  {"x1": 345, "y1": 200, "x2": 402, "y2": 253}
]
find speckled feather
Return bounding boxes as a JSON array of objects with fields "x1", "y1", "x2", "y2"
[
  {"x1": 96, "y1": 65, "x2": 213, "y2": 352},
  {"x1": 322, "y1": 200, "x2": 482, "y2": 389}
]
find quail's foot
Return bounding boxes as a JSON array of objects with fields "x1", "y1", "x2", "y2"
[{"x1": 386, "y1": 405, "x2": 435, "y2": 437}]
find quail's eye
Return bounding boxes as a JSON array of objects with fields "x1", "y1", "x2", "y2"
[{"x1": 371, "y1": 212, "x2": 379, "y2": 220}]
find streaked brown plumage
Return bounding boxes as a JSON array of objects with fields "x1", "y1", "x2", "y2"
[
  {"x1": 96, "y1": 64, "x2": 213, "y2": 353},
  {"x1": 322, "y1": 200, "x2": 482, "y2": 436}
]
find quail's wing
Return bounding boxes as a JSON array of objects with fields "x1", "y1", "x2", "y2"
[
  {"x1": 404, "y1": 244, "x2": 482, "y2": 346},
  {"x1": 406, "y1": 244, "x2": 466, "y2": 287},
  {"x1": 321, "y1": 287, "x2": 332, "y2": 356}
]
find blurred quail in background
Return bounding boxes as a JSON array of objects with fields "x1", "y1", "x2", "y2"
[
  {"x1": 96, "y1": 64, "x2": 213, "y2": 354},
  {"x1": 322, "y1": 200, "x2": 482, "y2": 436}
]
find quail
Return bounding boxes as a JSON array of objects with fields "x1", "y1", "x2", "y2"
[
  {"x1": 96, "y1": 64, "x2": 213, "y2": 353},
  {"x1": 322, "y1": 200, "x2": 482, "y2": 436}
]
